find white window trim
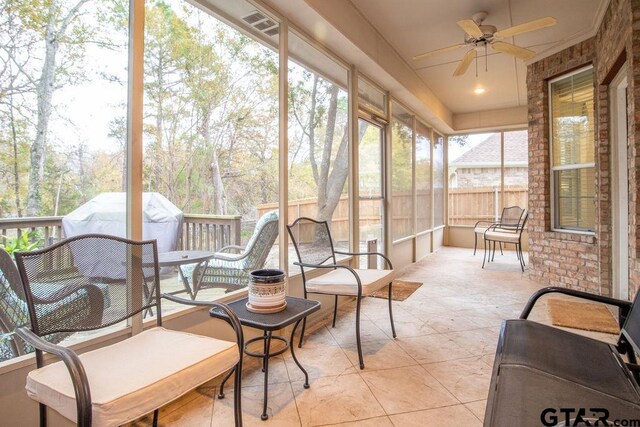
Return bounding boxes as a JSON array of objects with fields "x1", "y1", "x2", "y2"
[{"x1": 548, "y1": 65, "x2": 596, "y2": 234}]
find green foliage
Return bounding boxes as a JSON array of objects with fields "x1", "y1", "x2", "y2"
[{"x1": 0, "y1": 230, "x2": 42, "y2": 257}]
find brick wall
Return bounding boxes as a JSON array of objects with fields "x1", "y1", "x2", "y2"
[{"x1": 527, "y1": 0, "x2": 640, "y2": 298}]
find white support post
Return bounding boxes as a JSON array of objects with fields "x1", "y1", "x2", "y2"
[{"x1": 278, "y1": 20, "x2": 289, "y2": 276}]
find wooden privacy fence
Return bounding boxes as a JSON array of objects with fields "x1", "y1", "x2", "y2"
[
  {"x1": 258, "y1": 186, "x2": 528, "y2": 237},
  {"x1": 448, "y1": 187, "x2": 528, "y2": 226}
]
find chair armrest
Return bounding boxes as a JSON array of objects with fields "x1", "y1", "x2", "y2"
[
  {"x1": 474, "y1": 220, "x2": 500, "y2": 229},
  {"x1": 15, "y1": 327, "x2": 92, "y2": 426},
  {"x1": 217, "y1": 245, "x2": 245, "y2": 254},
  {"x1": 293, "y1": 262, "x2": 363, "y2": 296},
  {"x1": 161, "y1": 294, "x2": 244, "y2": 350},
  {"x1": 520, "y1": 287, "x2": 632, "y2": 326},
  {"x1": 333, "y1": 251, "x2": 393, "y2": 269}
]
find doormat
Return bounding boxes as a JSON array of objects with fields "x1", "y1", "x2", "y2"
[
  {"x1": 370, "y1": 280, "x2": 422, "y2": 301},
  {"x1": 547, "y1": 298, "x2": 620, "y2": 334}
]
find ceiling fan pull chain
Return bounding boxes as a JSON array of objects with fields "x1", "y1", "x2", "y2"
[
  {"x1": 475, "y1": 52, "x2": 478, "y2": 77},
  {"x1": 485, "y1": 43, "x2": 488, "y2": 72}
]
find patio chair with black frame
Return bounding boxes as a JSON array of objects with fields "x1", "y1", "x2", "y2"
[
  {"x1": 482, "y1": 211, "x2": 529, "y2": 272},
  {"x1": 0, "y1": 248, "x2": 110, "y2": 362},
  {"x1": 287, "y1": 217, "x2": 396, "y2": 369},
  {"x1": 473, "y1": 205, "x2": 525, "y2": 256},
  {"x1": 184, "y1": 210, "x2": 279, "y2": 297},
  {"x1": 13, "y1": 234, "x2": 244, "y2": 427}
]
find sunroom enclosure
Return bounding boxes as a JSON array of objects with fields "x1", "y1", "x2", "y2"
[{"x1": 0, "y1": 0, "x2": 502, "y2": 371}]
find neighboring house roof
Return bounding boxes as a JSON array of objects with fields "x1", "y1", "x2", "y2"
[{"x1": 451, "y1": 130, "x2": 527, "y2": 168}]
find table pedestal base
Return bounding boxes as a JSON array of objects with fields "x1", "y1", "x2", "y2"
[{"x1": 218, "y1": 318, "x2": 309, "y2": 420}]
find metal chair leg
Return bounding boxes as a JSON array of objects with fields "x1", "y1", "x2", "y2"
[
  {"x1": 473, "y1": 232, "x2": 478, "y2": 255},
  {"x1": 482, "y1": 238, "x2": 487, "y2": 268},
  {"x1": 298, "y1": 317, "x2": 307, "y2": 348},
  {"x1": 332, "y1": 295, "x2": 338, "y2": 328},
  {"x1": 299, "y1": 289, "x2": 308, "y2": 348},
  {"x1": 388, "y1": 282, "x2": 397, "y2": 338},
  {"x1": 234, "y1": 357, "x2": 243, "y2": 427},
  {"x1": 499, "y1": 242, "x2": 503, "y2": 255},
  {"x1": 40, "y1": 403, "x2": 47, "y2": 427},
  {"x1": 152, "y1": 409, "x2": 159, "y2": 426},
  {"x1": 356, "y1": 296, "x2": 364, "y2": 369},
  {"x1": 491, "y1": 241, "x2": 496, "y2": 261},
  {"x1": 517, "y1": 244, "x2": 524, "y2": 272}
]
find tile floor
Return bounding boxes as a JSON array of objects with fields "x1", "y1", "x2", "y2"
[{"x1": 130, "y1": 247, "x2": 615, "y2": 426}]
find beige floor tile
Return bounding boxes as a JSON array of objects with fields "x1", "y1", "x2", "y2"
[
  {"x1": 379, "y1": 318, "x2": 437, "y2": 338},
  {"x1": 283, "y1": 340, "x2": 356, "y2": 381},
  {"x1": 211, "y1": 382, "x2": 301, "y2": 427},
  {"x1": 160, "y1": 390, "x2": 215, "y2": 426},
  {"x1": 341, "y1": 339, "x2": 417, "y2": 371},
  {"x1": 326, "y1": 416, "x2": 394, "y2": 426},
  {"x1": 422, "y1": 357, "x2": 492, "y2": 403},
  {"x1": 395, "y1": 334, "x2": 473, "y2": 363},
  {"x1": 293, "y1": 374, "x2": 385, "y2": 427},
  {"x1": 464, "y1": 400, "x2": 488, "y2": 422},
  {"x1": 480, "y1": 353, "x2": 495, "y2": 367},
  {"x1": 422, "y1": 313, "x2": 486, "y2": 333},
  {"x1": 445, "y1": 328, "x2": 500, "y2": 356},
  {"x1": 360, "y1": 365, "x2": 458, "y2": 414},
  {"x1": 297, "y1": 324, "x2": 342, "y2": 348},
  {"x1": 388, "y1": 404, "x2": 482, "y2": 427},
  {"x1": 328, "y1": 318, "x2": 389, "y2": 346}
]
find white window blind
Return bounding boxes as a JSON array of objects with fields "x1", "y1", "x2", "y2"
[{"x1": 550, "y1": 67, "x2": 595, "y2": 232}]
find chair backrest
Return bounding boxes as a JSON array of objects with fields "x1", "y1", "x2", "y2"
[
  {"x1": 239, "y1": 210, "x2": 279, "y2": 270},
  {"x1": 287, "y1": 217, "x2": 337, "y2": 270},
  {"x1": 500, "y1": 206, "x2": 525, "y2": 230},
  {"x1": 0, "y1": 249, "x2": 29, "y2": 358},
  {"x1": 15, "y1": 234, "x2": 161, "y2": 338},
  {"x1": 0, "y1": 249, "x2": 28, "y2": 333}
]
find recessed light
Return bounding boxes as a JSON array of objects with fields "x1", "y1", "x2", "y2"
[{"x1": 474, "y1": 87, "x2": 486, "y2": 95}]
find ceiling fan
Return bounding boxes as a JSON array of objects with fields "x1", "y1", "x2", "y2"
[{"x1": 413, "y1": 12, "x2": 556, "y2": 77}]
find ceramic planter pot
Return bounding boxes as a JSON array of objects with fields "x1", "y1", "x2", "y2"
[{"x1": 247, "y1": 269, "x2": 287, "y2": 313}]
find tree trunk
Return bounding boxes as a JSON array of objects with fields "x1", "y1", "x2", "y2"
[
  {"x1": 199, "y1": 109, "x2": 226, "y2": 215},
  {"x1": 315, "y1": 85, "x2": 340, "y2": 222},
  {"x1": 210, "y1": 148, "x2": 226, "y2": 215},
  {"x1": 27, "y1": 1, "x2": 58, "y2": 216},
  {"x1": 26, "y1": 0, "x2": 91, "y2": 216}
]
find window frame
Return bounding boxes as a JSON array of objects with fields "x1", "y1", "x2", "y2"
[{"x1": 548, "y1": 65, "x2": 596, "y2": 234}]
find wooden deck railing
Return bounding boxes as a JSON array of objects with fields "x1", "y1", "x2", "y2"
[{"x1": 0, "y1": 214, "x2": 242, "y2": 251}]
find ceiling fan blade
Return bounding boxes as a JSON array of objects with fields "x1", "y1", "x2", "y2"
[
  {"x1": 453, "y1": 49, "x2": 476, "y2": 77},
  {"x1": 492, "y1": 41, "x2": 536, "y2": 60},
  {"x1": 494, "y1": 16, "x2": 556, "y2": 38},
  {"x1": 457, "y1": 19, "x2": 483, "y2": 38},
  {"x1": 413, "y1": 44, "x2": 466, "y2": 60}
]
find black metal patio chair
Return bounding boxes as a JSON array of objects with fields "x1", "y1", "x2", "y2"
[
  {"x1": 0, "y1": 248, "x2": 110, "y2": 361},
  {"x1": 482, "y1": 211, "x2": 529, "y2": 272},
  {"x1": 473, "y1": 206, "x2": 525, "y2": 255},
  {"x1": 14, "y1": 234, "x2": 244, "y2": 427},
  {"x1": 287, "y1": 217, "x2": 396, "y2": 369}
]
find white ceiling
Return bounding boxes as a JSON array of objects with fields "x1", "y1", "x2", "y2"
[{"x1": 350, "y1": 0, "x2": 606, "y2": 114}]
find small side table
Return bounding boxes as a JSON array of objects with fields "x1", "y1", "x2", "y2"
[
  {"x1": 210, "y1": 296, "x2": 321, "y2": 420},
  {"x1": 158, "y1": 250, "x2": 215, "y2": 299}
]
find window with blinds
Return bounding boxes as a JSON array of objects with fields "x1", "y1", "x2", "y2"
[{"x1": 550, "y1": 66, "x2": 595, "y2": 232}]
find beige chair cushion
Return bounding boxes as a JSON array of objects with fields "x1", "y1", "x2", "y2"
[
  {"x1": 26, "y1": 327, "x2": 238, "y2": 427},
  {"x1": 485, "y1": 230, "x2": 521, "y2": 244},
  {"x1": 306, "y1": 268, "x2": 394, "y2": 296}
]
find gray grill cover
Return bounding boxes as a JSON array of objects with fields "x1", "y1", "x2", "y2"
[{"x1": 62, "y1": 192, "x2": 183, "y2": 278}]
